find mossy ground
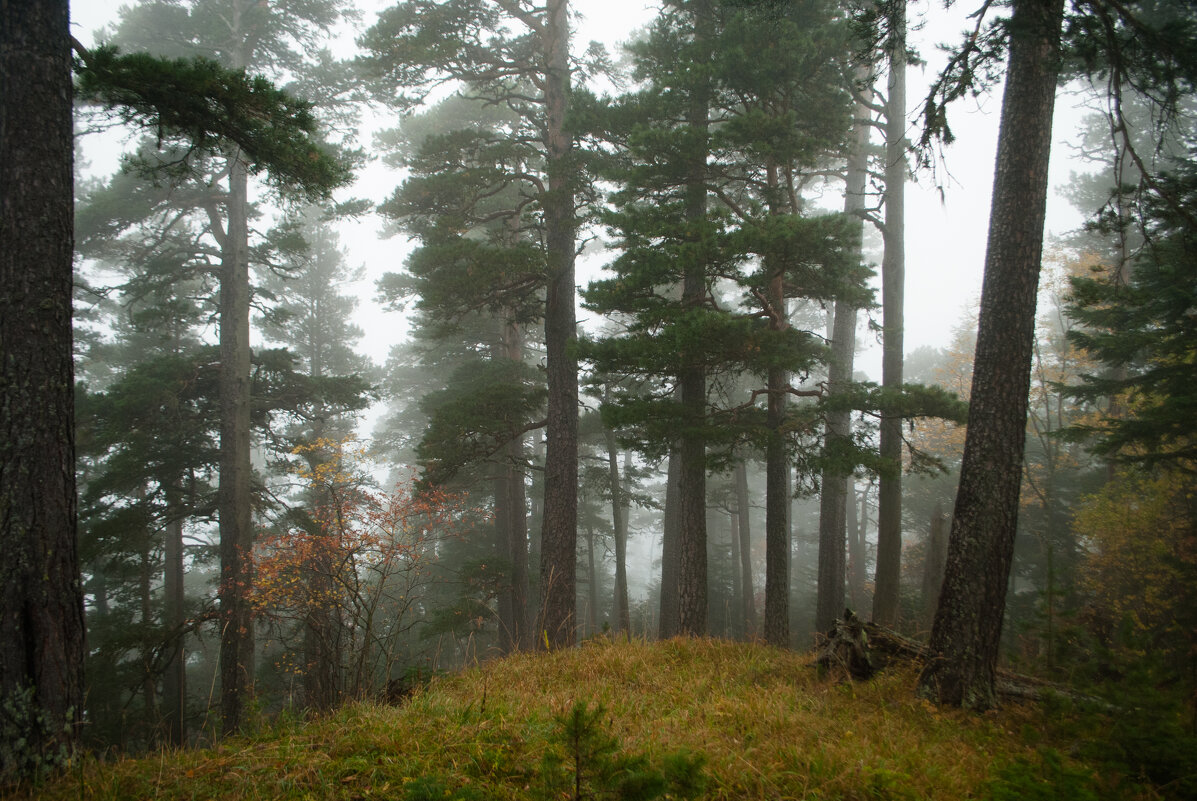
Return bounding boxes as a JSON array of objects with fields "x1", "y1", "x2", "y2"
[{"x1": 6, "y1": 637, "x2": 1149, "y2": 800}]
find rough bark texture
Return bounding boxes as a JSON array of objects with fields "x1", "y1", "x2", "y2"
[
  {"x1": 815, "y1": 75, "x2": 870, "y2": 634},
  {"x1": 218, "y1": 155, "x2": 255, "y2": 733},
  {"x1": 676, "y1": 0, "x2": 713, "y2": 638},
  {"x1": 762, "y1": 294, "x2": 790, "y2": 647},
  {"x1": 676, "y1": 414, "x2": 707, "y2": 636},
  {"x1": 873, "y1": 5, "x2": 907, "y2": 628},
  {"x1": 0, "y1": 0, "x2": 85, "y2": 776},
  {"x1": 537, "y1": 0, "x2": 579, "y2": 649},
  {"x1": 917, "y1": 0, "x2": 1065, "y2": 710}
]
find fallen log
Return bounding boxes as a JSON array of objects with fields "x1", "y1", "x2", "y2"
[{"x1": 860, "y1": 619, "x2": 1112, "y2": 708}]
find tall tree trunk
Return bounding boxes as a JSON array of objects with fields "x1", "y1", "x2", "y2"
[
  {"x1": 873, "y1": 3, "x2": 907, "y2": 628},
  {"x1": 917, "y1": 0, "x2": 1065, "y2": 710},
  {"x1": 138, "y1": 513, "x2": 158, "y2": 727},
  {"x1": 537, "y1": 0, "x2": 579, "y2": 649},
  {"x1": 585, "y1": 526, "x2": 599, "y2": 636},
  {"x1": 494, "y1": 314, "x2": 530, "y2": 658},
  {"x1": 302, "y1": 540, "x2": 338, "y2": 712},
  {"x1": 0, "y1": 0, "x2": 85, "y2": 774},
  {"x1": 163, "y1": 514, "x2": 186, "y2": 745},
  {"x1": 603, "y1": 408, "x2": 631, "y2": 636},
  {"x1": 218, "y1": 155, "x2": 255, "y2": 733},
  {"x1": 846, "y1": 482, "x2": 868, "y2": 611},
  {"x1": 816, "y1": 72, "x2": 870, "y2": 634},
  {"x1": 658, "y1": 450, "x2": 682, "y2": 638},
  {"x1": 729, "y1": 508, "x2": 743, "y2": 638},
  {"x1": 494, "y1": 449, "x2": 516, "y2": 652},
  {"x1": 763, "y1": 162, "x2": 790, "y2": 648},
  {"x1": 507, "y1": 430, "x2": 530, "y2": 649},
  {"x1": 676, "y1": 0, "x2": 713, "y2": 638},
  {"x1": 920, "y1": 504, "x2": 949, "y2": 633},
  {"x1": 734, "y1": 461, "x2": 756, "y2": 636}
]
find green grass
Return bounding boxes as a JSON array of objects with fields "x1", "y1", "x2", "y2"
[{"x1": 6, "y1": 638, "x2": 1150, "y2": 800}]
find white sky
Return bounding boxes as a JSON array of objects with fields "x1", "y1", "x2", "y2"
[{"x1": 69, "y1": 0, "x2": 1095, "y2": 380}]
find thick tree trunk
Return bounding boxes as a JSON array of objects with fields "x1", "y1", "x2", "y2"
[
  {"x1": 677, "y1": 386, "x2": 708, "y2": 637},
  {"x1": 918, "y1": 0, "x2": 1065, "y2": 710},
  {"x1": 873, "y1": 4, "x2": 907, "y2": 628},
  {"x1": 658, "y1": 450, "x2": 682, "y2": 638},
  {"x1": 816, "y1": 73, "x2": 870, "y2": 634},
  {"x1": 734, "y1": 461, "x2": 756, "y2": 636},
  {"x1": 0, "y1": 0, "x2": 85, "y2": 775},
  {"x1": 218, "y1": 155, "x2": 255, "y2": 733},
  {"x1": 537, "y1": 0, "x2": 579, "y2": 648}
]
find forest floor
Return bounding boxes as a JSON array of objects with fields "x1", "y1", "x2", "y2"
[{"x1": 9, "y1": 637, "x2": 1161, "y2": 800}]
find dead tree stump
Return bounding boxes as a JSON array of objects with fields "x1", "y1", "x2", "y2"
[{"x1": 815, "y1": 609, "x2": 876, "y2": 680}]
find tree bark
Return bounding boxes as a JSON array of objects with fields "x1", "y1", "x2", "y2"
[
  {"x1": 762, "y1": 291, "x2": 790, "y2": 647},
  {"x1": 603, "y1": 414, "x2": 631, "y2": 636},
  {"x1": 734, "y1": 461, "x2": 756, "y2": 636},
  {"x1": 816, "y1": 71, "x2": 870, "y2": 634},
  {"x1": 873, "y1": 3, "x2": 907, "y2": 628},
  {"x1": 163, "y1": 513, "x2": 186, "y2": 745},
  {"x1": 537, "y1": 0, "x2": 579, "y2": 649},
  {"x1": 658, "y1": 450, "x2": 682, "y2": 639},
  {"x1": 585, "y1": 526, "x2": 599, "y2": 636},
  {"x1": 847, "y1": 482, "x2": 869, "y2": 611},
  {"x1": 676, "y1": 0, "x2": 713, "y2": 638},
  {"x1": 218, "y1": 154, "x2": 255, "y2": 733},
  {"x1": 918, "y1": 0, "x2": 1065, "y2": 710},
  {"x1": 0, "y1": 0, "x2": 85, "y2": 775},
  {"x1": 920, "y1": 504, "x2": 948, "y2": 633}
]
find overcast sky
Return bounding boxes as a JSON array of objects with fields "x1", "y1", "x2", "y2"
[{"x1": 69, "y1": 0, "x2": 1096, "y2": 379}]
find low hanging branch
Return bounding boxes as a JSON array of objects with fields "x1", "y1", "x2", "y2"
[{"x1": 71, "y1": 39, "x2": 351, "y2": 199}]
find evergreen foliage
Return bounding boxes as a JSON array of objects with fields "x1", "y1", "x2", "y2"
[
  {"x1": 1064, "y1": 152, "x2": 1197, "y2": 470},
  {"x1": 74, "y1": 46, "x2": 350, "y2": 197}
]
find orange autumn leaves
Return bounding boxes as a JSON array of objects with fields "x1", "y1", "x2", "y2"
[{"x1": 251, "y1": 439, "x2": 474, "y2": 693}]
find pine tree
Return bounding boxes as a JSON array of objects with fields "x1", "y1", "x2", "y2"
[
  {"x1": 363, "y1": 0, "x2": 584, "y2": 648},
  {"x1": 584, "y1": 0, "x2": 863, "y2": 643},
  {"x1": 917, "y1": 0, "x2": 1197, "y2": 709},
  {"x1": 374, "y1": 92, "x2": 551, "y2": 652},
  {"x1": 87, "y1": 0, "x2": 354, "y2": 732}
]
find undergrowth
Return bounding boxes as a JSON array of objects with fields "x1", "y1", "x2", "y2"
[{"x1": 1, "y1": 637, "x2": 1164, "y2": 800}]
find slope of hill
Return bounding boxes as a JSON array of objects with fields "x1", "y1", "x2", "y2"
[{"x1": 10, "y1": 637, "x2": 1140, "y2": 800}]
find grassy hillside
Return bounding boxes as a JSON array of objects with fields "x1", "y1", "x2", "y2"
[{"x1": 8, "y1": 638, "x2": 1148, "y2": 800}]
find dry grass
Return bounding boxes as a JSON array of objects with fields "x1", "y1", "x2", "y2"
[{"x1": 7, "y1": 637, "x2": 1134, "y2": 800}]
